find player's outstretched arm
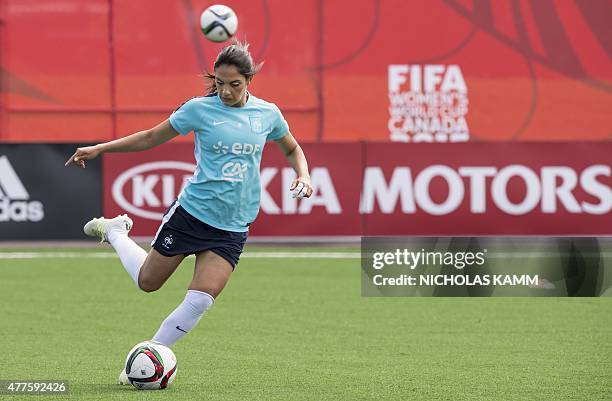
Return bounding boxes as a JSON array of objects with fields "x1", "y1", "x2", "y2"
[
  {"x1": 275, "y1": 132, "x2": 313, "y2": 199},
  {"x1": 65, "y1": 119, "x2": 179, "y2": 168}
]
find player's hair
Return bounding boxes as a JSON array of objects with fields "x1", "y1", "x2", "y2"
[{"x1": 205, "y1": 40, "x2": 263, "y2": 95}]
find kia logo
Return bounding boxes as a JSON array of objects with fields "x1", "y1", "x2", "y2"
[{"x1": 112, "y1": 161, "x2": 195, "y2": 220}]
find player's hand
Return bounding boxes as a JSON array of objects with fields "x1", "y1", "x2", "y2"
[
  {"x1": 65, "y1": 145, "x2": 101, "y2": 168},
  {"x1": 290, "y1": 176, "x2": 313, "y2": 199}
]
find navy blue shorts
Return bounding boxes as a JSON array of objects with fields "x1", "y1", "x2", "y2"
[{"x1": 151, "y1": 202, "x2": 248, "y2": 268}]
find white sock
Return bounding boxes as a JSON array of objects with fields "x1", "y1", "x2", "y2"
[
  {"x1": 152, "y1": 290, "x2": 214, "y2": 346},
  {"x1": 107, "y1": 229, "x2": 147, "y2": 288}
]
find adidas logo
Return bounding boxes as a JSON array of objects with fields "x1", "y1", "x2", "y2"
[{"x1": 0, "y1": 156, "x2": 44, "y2": 222}]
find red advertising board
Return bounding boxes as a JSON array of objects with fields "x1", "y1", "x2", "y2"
[
  {"x1": 362, "y1": 142, "x2": 611, "y2": 235},
  {"x1": 104, "y1": 142, "x2": 611, "y2": 237},
  {"x1": 252, "y1": 143, "x2": 362, "y2": 236}
]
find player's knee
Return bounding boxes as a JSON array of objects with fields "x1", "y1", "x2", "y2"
[
  {"x1": 138, "y1": 275, "x2": 163, "y2": 293},
  {"x1": 139, "y1": 281, "x2": 161, "y2": 293}
]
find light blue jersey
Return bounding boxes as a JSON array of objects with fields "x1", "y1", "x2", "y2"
[{"x1": 169, "y1": 93, "x2": 289, "y2": 232}]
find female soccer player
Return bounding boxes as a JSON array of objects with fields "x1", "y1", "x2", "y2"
[{"x1": 65, "y1": 41, "x2": 313, "y2": 379}]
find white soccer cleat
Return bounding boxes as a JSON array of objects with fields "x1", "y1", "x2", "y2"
[
  {"x1": 118, "y1": 368, "x2": 129, "y2": 385},
  {"x1": 83, "y1": 214, "x2": 133, "y2": 243}
]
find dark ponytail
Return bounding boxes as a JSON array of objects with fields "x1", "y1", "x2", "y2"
[{"x1": 205, "y1": 40, "x2": 263, "y2": 95}]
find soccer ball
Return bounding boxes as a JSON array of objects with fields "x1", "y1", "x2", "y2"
[
  {"x1": 124, "y1": 341, "x2": 177, "y2": 390},
  {"x1": 200, "y1": 4, "x2": 238, "y2": 42}
]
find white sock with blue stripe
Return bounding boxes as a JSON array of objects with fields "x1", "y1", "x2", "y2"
[
  {"x1": 152, "y1": 290, "x2": 215, "y2": 346},
  {"x1": 107, "y1": 229, "x2": 146, "y2": 288}
]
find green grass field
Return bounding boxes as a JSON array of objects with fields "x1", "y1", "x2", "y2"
[{"x1": 0, "y1": 246, "x2": 611, "y2": 400}]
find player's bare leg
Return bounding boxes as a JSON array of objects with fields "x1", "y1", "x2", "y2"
[
  {"x1": 189, "y1": 250, "x2": 234, "y2": 297},
  {"x1": 137, "y1": 250, "x2": 185, "y2": 292},
  {"x1": 151, "y1": 250, "x2": 233, "y2": 347}
]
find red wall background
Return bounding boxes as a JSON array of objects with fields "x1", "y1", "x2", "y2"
[{"x1": 1, "y1": 0, "x2": 610, "y2": 143}]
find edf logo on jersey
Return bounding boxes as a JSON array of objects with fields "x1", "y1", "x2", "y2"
[
  {"x1": 213, "y1": 141, "x2": 262, "y2": 182},
  {"x1": 213, "y1": 141, "x2": 262, "y2": 156}
]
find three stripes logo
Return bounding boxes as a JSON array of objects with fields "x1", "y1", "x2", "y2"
[{"x1": 0, "y1": 156, "x2": 44, "y2": 222}]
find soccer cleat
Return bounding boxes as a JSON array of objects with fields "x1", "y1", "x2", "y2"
[
  {"x1": 118, "y1": 368, "x2": 129, "y2": 385},
  {"x1": 83, "y1": 214, "x2": 133, "y2": 243}
]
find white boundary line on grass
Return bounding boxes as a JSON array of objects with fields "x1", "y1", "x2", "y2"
[
  {"x1": 1, "y1": 251, "x2": 611, "y2": 260},
  {"x1": 0, "y1": 252, "x2": 361, "y2": 259}
]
